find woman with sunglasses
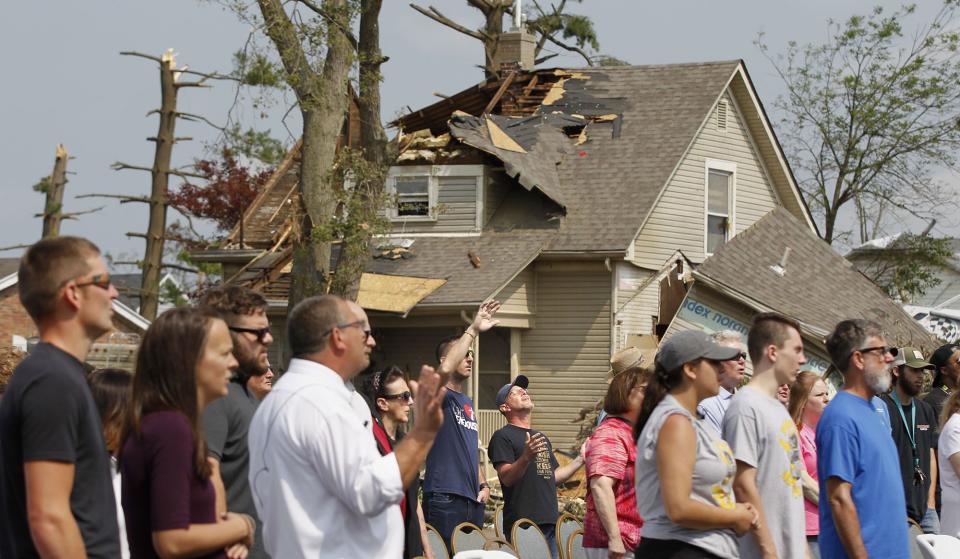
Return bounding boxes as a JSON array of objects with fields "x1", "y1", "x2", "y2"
[
  {"x1": 787, "y1": 372, "x2": 830, "y2": 558},
  {"x1": 120, "y1": 308, "x2": 254, "y2": 558},
  {"x1": 362, "y1": 366, "x2": 433, "y2": 559},
  {"x1": 633, "y1": 331, "x2": 759, "y2": 558}
]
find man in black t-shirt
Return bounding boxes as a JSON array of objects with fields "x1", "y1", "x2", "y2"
[
  {"x1": 200, "y1": 286, "x2": 274, "y2": 558},
  {"x1": 0, "y1": 237, "x2": 121, "y2": 558},
  {"x1": 488, "y1": 376, "x2": 584, "y2": 559},
  {"x1": 883, "y1": 347, "x2": 940, "y2": 538}
]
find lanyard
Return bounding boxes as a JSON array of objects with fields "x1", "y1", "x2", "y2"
[{"x1": 890, "y1": 391, "x2": 919, "y2": 467}]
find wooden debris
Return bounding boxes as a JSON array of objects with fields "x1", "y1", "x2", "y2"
[
  {"x1": 468, "y1": 251, "x2": 482, "y2": 268},
  {"x1": 485, "y1": 117, "x2": 526, "y2": 153}
]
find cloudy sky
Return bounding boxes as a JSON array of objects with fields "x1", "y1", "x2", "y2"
[{"x1": 1, "y1": 0, "x2": 952, "y2": 263}]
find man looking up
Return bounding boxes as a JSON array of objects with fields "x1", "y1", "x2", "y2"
[
  {"x1": 698, "y1": 330, "x2": 747, "y2": 435},
  {"x1": 0, "y1": 237, "x2": 121, "y2": 558},
  {"x1": 489, "y1": 376, "x2": 585, "y2": 559},
  {"x1": 722, "y1": 312, "x2": 807, "y2": 559},
  {"x1": 819, "y1": 320, "x2": 909, "y2": 559},
  {"x1": 423, "y1": 300, "x2": 500, "y2": 549},
  {"x1": 882, "y1": 348, "x2": 939, "y2": 538},
  {"x1": 248, "y1": 295, "x2": 448, "y2": 557},
  {"x1": 200, "y1": 285, "x2": 275, "y2": 558}
]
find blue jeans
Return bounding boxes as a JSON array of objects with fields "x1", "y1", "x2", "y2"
[
  {"x1": 922, "y1": 507, "x2": 941, "y2": 534},
  {"x1": 540, "y1": 523, "x2": 558, "y2": 559},
  {"x1": 422, "y1": 492, "x2": 484, "y2": 550}
]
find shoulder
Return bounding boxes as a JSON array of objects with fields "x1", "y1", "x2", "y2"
[
  {"x1": 917, "y1": 398, "x2": 936, "y2": 418},
  {"x1": 142, "y1": 410, "x2": 193, "y2": 439}
]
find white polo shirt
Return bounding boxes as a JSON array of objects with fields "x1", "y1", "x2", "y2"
[{"x1": 248, "y1": 358, "x2": 404, "y2": 558}]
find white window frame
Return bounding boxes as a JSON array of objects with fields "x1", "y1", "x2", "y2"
[
  {"x1": 386, "y1": 165, "x2": 438, "y2": 222},
  {"x1": 704, "y1": 159, "x2": 737, "y2": 256}
]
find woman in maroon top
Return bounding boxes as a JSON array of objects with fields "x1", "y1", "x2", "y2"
[
  {"x1": 583, "y1": 367, "x2": 650, "y2": 559},
  {"x1": 120, "y1": 308, "x2": 254, "y2": 559}
]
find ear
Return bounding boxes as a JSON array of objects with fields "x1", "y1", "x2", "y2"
[
  {"x1": 766, "y1": 343, "x2": 779, "y2": 363},
  {"x1": 329, "y1": 328, "x2": 347, "y2": 353},
  {"x1": 60, "y1": 282, "x2": 83, "y2": 312},
  {"x1": 682, "y1": 361, "x2": 698, "y2": 381},
  {"x1": 376, "y1": 397, "x2": 389, "y2": 413}
]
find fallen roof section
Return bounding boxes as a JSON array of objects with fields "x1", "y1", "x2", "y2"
[{"x1": 356, "y1": 273, "x2": 447, "y2": 316}]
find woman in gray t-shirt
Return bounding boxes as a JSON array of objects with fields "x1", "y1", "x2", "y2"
[{"x1": 633, "y1": 330, "x2": 759, "y2": 558}]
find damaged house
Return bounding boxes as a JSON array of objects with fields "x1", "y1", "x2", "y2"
[{"x1": 194, "y1": 50, "x2": 831, "y2": 448}]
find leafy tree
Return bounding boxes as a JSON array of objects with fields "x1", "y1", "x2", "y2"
[
  {"x1": 168, "y1": 149, "x2": 272, "y2": 233},
  {"x1": 850, "y1": 233, "x2": 953, "y2": 303},
  {"x1": 758, "y1": 2, "x2": 960, "y2": 246}
]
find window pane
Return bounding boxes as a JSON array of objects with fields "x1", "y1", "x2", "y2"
[
  {"x1": 395, "y1": 176, "x2": 429, "y2": 195},
  {"x1": 398, "y1": 199, "x2": 429, "y2": 216},
  {"x1": 707, "y1": 214, "x2": 728, "y2": 253},
  {"x1": 708, "y1": 170, "x2": 730, "y2": 214}
]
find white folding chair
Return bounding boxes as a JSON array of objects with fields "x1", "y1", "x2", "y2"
[
  {"x1": 916, "y1": 534, "x2": 960, "y2": 559},
  {"x1": 452, "y1": 551, "x2": 517, "y2": 559}
]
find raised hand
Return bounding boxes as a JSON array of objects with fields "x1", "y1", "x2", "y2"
[
  {"x1": 471, "y1": 300, "x2": 502, "y2": 333},
  {"x1": 523, "y1": 432, "x2": 548, "y2": 460}
]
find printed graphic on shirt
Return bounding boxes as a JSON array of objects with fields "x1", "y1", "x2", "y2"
[
  {"x1": 452, "y1": 402, "x2": 478, "y2": 431},
  {"x1": 535, "y1": 446, "x2": 553, "y2": 480},
  {"x1": 778, "y1": 419, "x2": 803, "y2": 498},
  {"x1": 711, "y1": 439, "x2": 736, "y2": 510}
]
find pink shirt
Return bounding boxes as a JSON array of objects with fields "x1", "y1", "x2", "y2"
[
  {"x1": 583, "y1": 417, "x2": 642, "y2": 550},
  {"x1": 799, "y1": 423, "x2": 819, "y2": 536}
]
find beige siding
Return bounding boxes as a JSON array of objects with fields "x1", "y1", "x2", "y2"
[
  {"x1": 614, "y1": 263, "x2": 655, "y2": 348},
  {"x1": 496, "y1": 267, "x2": 535, "y2": 317},
  {"x1": 265, "y1": 313, "x2": 288, "y2": 371},
  {"x1": 373, "y1": 326, "x2": 454, "y2": 375},
  {"x1": 520, "y1": 269, "x2": 611, "y2": 449},
  {"x1": 631, "y1": 90, "x2": 780, "y2": 269},
  {"x1": 485, "y1": 170, "x2": 512, "y2": 226},
  {"x1": 388, "y1": 172, "x2": 481, "y2": 235}
]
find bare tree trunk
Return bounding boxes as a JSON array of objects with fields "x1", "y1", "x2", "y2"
[
  {"x1": 328, "y1": 0, "x2": 390, "y2": 300},
  {"x1": 139, "y1": 52, "x2": 178, "y2": 321},
  {"x1": 256, "y1": 0, "x2": 355, "y2": 310},
  {"x1": 41, "y1": 144, "x2": 69, "y2": 238}
]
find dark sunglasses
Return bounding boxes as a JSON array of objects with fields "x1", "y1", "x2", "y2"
[
  {"x1": 322, "y1": 320, "x2": 372, "y2": 342},
  {"x1": 74, "y1": 273, "x2": 113, "y2": 290},
  {"x1": 857, "y1": 346, "x2": 898, "y2": 358},
  {"x1": 732, "y1": 352, "x2": 747, "y2": 361},
  {"x1": 381, "y1": 391, "x2": 413, "y2": 402},
  {"x1": 229, "y1": 325, "x2": 272, "y2": 343}
]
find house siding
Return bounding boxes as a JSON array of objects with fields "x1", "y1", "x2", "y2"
[
  {"x1": 496, "y1": 267, "x2": 535, "y2": 317},
  {"x1": 519, "y1": 268, "x2": 611, "y2": 449},
  {"x1": 484, "y1": 170, "x2": 512, "y2": 226},
  {"x1": 389, "y1": 174, "x2": 480, "y2": 235},
  {"x1": 614, "y1": 263, "x2": 655, "y2": 348},
  {"x1": 373, "y1": 326, "x2": 455, "y2": 376},
  {"x1": 631, "y1": 90, "x2": 780, "y2": 269}
]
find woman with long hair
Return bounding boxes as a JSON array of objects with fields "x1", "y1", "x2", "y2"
[
  {"x1": 633, "y1": 331, "x2": 759, "y2": 558},
  {"x1": 361, "y1": 366, "x2": 432, "y2": 559},
  {"x1": 88, "y1": 368, "x2": 134, "y2": 559},
  {"x1": 120, "y1": 307, "x2": 254, "y2": 559},
  {"x1": 938, "y1": 389, "x2": 960, "y2": 537},
  {"x1": 787, "y1": 372, "x2": 830, "y2": 558},
  {"x1": 583, "y1": 367, "x2": 650, "y2": 559}
]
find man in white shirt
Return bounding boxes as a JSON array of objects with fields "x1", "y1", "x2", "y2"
[
  {"x1": 697, "y1": 330, "x2": 747, "y2": 434},
  {"x1": 248, "y1": 295, "x2": 447, "y2": 558}
]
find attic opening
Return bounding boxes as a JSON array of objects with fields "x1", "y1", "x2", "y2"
[{"x1": 717, "y1": 100, "x2": 728, "y2": 132}]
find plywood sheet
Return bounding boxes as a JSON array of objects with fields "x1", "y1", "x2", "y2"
[{"x1": 357, "y1": 273, "x2": 447, "y2": 315}]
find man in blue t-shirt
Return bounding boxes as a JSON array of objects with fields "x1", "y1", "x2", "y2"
[
  {"x1": 423, "y1": 301, "x2": 501, "y2": 548},
  {"x1": 818, "y1": 319, "x2": 909, "y2": 559}
]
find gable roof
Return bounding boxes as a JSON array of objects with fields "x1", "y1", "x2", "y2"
[
  {"x1": 0, "y1": 258, "x2": 19, "y2": 279},
  {"x1": 695, "y1": 207, "x2": 934, "y2": 345}
]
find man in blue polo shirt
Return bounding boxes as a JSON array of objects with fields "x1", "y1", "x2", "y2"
[
  {"x1": 818, "y1": 319, "x2": 908, "y2": 559},
  {"x1": 423, "y1": 301, "x2": 500, "y2": 549}
]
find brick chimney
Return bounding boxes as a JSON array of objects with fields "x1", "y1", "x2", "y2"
[{"x1": 493, "y1": 11, "x2": 535, "y2": 71}]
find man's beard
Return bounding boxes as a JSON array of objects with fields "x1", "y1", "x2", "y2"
[
  {"x1": 865, "y1": 367, "x2": 892, "y2": 394},
  {"x1": 235, "y1": 344, "x2": 268, "y2": 378}
]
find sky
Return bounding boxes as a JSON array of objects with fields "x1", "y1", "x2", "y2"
[{"x1": 1, "y1": 0, "x2": 953, "y2": 264}]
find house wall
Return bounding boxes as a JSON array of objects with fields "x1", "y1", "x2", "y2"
[
  {"x1": 907, "y1": 267, "x2": 960, "y2": 309},
  {"x1": 519, "y1": 263, "x2": 611, "y2": 450},
  {"x1": 631, "y1": 90, "x2": 780, "y2": 269},
  {"x1": 484, "y1": 170, "x2": 512, "y2": 226},
  {"x1": 389, "y1": 171, "x2": 482, "y2": 235},
  {"x1": 613, "y1": 262, "x2": 656, "y2": 348},
  {"x1": 496, "y1": 267, "x2": 535, "y2": 318}
]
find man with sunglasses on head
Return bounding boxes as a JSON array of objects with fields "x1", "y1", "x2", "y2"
[
  {"x1": 818, "y1": 320, "x2": 909, "y2": 559},
  {"x1": 199, "y1": 285, "x2": 275, "y2": 558},
  {"x1": 697, "y1": 330, "x2": 747, "y2": 435},
  {"x1": 422, "y1": 300, "x2": 501, "y2": 550},
  {"x1": 0, "y1": 237, "x2": 121, "y2": 558}
]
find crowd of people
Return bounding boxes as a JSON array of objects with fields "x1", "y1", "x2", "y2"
[{"x1": 4, "y1": 235, "x2": 960, "y2": 558}]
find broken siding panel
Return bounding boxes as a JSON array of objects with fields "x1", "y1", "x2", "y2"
[
  {"x1": 631, "y1": 91, "x2": 780, "y2": 269},
  {"x1": 497, "y1": 267, "x2": 535, "y2": 316},
  {"x1": 614, "y1": 263, "x2": 654, "y2": 349},
  {"x1": 390, "y1": 175, "x2": 480, "y2": 234},
  {"x1": 520, "y1": 270, "x2": 610, "y2": 449}
]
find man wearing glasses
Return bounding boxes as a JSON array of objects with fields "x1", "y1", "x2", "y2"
[
  {"x1": 200, "y1": 285, "x2": 274, "y2": 558},
  {"x1": 423, "y1": 300, "x2": 501, "y2": 550},
  {"x1": 697, "y1": 330, "x2": 747, "y2": 435},
  {"x1": 819, "y1": 320, "x2": 909, "y2": 559},
  {"x1": 0, "y1": 237, "x2": 121, "y2": 558}
]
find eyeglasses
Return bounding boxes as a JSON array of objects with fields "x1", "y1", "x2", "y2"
[
  {"x1": 74, "y1": 273, "x2": 112, "y2": 290},
  {"x1": 229, "y1": 325, "x2": 272, "y2": 344},
  {"x1": 322, "y1": 320, "x2": 372, "y2": 342},
  {"x1": 731, "y1": 352, "x2": 747, "y2": 361},
  {"x1": 856, "y1": 346, "x2": 898, "y2": 358},
  {"x1": 381, "y1": 391, "x2": 413, "y2": 402}
]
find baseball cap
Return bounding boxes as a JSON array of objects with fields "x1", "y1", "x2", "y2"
[
  {"x1": 655, "y1": 330, "x2": 742, "y2": 373},
  {"x1": 495, "y1": 375, "x2": 529, "y2": 407},
  {"x1": 930, "y1": 344, "x2": 958, "y2": 371},
  {"x1": 898, "y1": 347, "x2": 934, "y2": 370}
]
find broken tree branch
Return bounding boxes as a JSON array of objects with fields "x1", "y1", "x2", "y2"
[
  {"x1": 0, "y1": 243, "x2": 31, "y2": 252},
  {"x1": 60, "y1": 206, "x2": 105, "y2": 219},
  {"x1": 160, "y1": 262, "x2": 200, "y2": 274},
  {"x1": 410, "y1": 3, "x2": 488, "y2": 41},
  {"x1": 120, "y1": 50, "x2": 164, "y2": 64},
  {"x1": 112, "y1": 162, "x2": 153, "y2": 173},
  {"x1": 545, "y1": 34, "x2": 593, "y2": 66},
  {"x1": 175, "y1": 111, "x2": 226, "y2": 131},
  {"x1": 297, "y1": 0, "x2": 360, "y2": 50},
  {"x1": 77, "y1": 193, "x2": 154, "y2": 205}
]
